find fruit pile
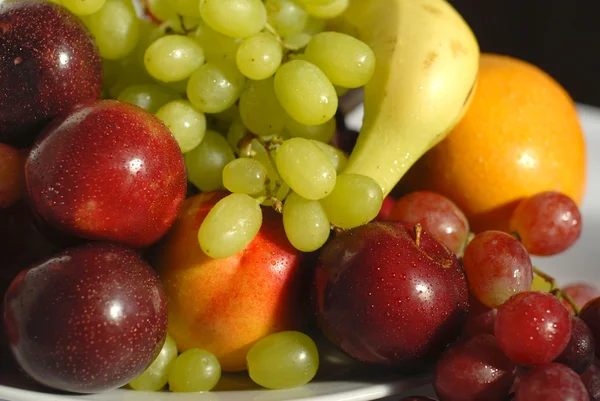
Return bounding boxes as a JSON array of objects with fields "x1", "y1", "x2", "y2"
[{"x1": 0, "y1": 0, "x2": 594, "y2": 399}]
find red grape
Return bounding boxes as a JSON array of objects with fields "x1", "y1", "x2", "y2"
[
  {"x1": 399, "y1": 397, "x2": 436, "y2": 401},
  {"x1": 509, "y1": 191, "x2": 582, "y2": 256},
  {"x1": 375, "y1": 195, "x2": 396, "y2": 221},
  {"x1": 388, "y1": 191, "x2": 469, "y2": 254},
  {"x1": 0, "y1": 144, "x2": 24, "y2": 209},
  {"x1": 463, "y1": 294, "x2": 497, "y2": 338},
  {"x1": 555, "y1": 317, "x2": 595, "y2": 374},
  {"x1": 433, "y1": 334, "x2": 516, "y2": 401},
  {"x1": 581, "y1": 363, "x2": 600, "y2": 401},
  {"x1": 463, "y1": 231, "x2": 533, "y2": 308},
  {"x1": 495, "y1": 291, "x2": 572, "y2": 366},
  {"x1": 514, "y1": 363, "x2": 588, "y2": 401},
  {"x1": 579, "y1": 297, "x2": 600, "y2": 358},
  {"x1": 562, "y1": 283, "x2": 600, "y2": 316}
]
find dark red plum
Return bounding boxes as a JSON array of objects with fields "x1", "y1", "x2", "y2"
[
  {"x1": 3, "y1": 242, "x2": 168, "y2": 393},
  {"x1": 0, "y1": 1, "x2": 102, "y2": 146},
  {"x1": 25, "y1": 100, "x2": 187, "y2": 249},
  {"x1": 0, "y1": 201, "x2": 59, "y2": 295},
  {"x1": 313, "y1": 221, "x2": 469, "y2": 372}
]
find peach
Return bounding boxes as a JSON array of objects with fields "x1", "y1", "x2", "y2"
[{"x1": 154, "y1": 192, "x2": 307, "y2": 372}]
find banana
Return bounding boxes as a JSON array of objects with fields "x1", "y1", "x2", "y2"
[{"x1": 340, "y1": 0, "x2": 480, "y2": 196}]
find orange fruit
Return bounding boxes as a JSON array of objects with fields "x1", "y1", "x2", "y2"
[{"x1": 398, "y1": 53, "x2": 586, "y2": 233}]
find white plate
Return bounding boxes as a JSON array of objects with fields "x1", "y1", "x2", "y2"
[{"x1": 0, "y1": 104, "x2": 598, "y2": 401}]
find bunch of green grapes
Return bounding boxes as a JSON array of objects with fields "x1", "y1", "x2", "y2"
[
  {"x1": 127, "y1": 331, "x2": 319, "y2": 392},
  {"x1": 53, "y1": 0, "x2": 380, "y2": 258}
]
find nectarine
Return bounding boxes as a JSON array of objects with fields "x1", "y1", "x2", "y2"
[{"x1": 155, "y1": 192, "x2": 307, "y2": 372}]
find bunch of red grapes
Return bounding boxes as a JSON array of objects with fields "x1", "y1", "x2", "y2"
[{"x1": 384, "y1": 190, "x2": 599, "y2": 401}]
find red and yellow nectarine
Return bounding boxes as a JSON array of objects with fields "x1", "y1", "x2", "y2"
[{"x1": 155, "y1": 192, "x2": 307, "y2": 372}]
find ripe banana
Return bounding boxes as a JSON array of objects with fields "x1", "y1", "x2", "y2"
[{"x1": 340, "y1": 0, "x2": 480, "y2": 196}]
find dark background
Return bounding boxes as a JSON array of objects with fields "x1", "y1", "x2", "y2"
[{"x1": 447, "y1": 0, "x2": 600, "y2": 106}]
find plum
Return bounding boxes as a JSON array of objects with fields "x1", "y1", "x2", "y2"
[
  {"x1": 313, "y1": 221, "x2": 469, "y2": 372},
  {"x1": 24, "y1": 100, "x2": 187, "y2": 249},
  {"x1": 0, "y1": 0, "x2": 102, "y2": 146},
  {"x1": 0, "y1": 201, "x2": 59, "y2": 295},
  {"x1": 3, "y1": 242, "x2": 168, "y2": 393}
]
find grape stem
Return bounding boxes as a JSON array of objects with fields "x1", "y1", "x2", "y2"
[
  {"x1": 254, "y1": 195, "x2": 283, "y2": 213},
  {"x1": 264, "y1": 23, "x2": 305, "y2": 52},
  {"x1": 162, "y1": 15, "x2": 197, "y2": 36},
  {"x1": 177, "y1": 15, "x2": 195, "y2": 35},
  {"x1": 532, "y1": 266, "x2": 581, "y2": 315},
  {"x1": 238, "y1": 131, "x2": 256, "y2": 158},
  {"x1": 331, "y1": 225, "x2": 348, "y2": 235}
]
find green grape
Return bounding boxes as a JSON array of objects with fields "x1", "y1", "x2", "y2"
[
  {"x1": 226, "y1": 120, "x2": 268, "y2": 156},
  {"x1": 168, "y1": 349, "x2": 221, "y2": 392},
  {"x1": 247, "y1": 331, "x2": 319, "y2": 390},
  {"x1": 187, "y1": 60, "x2": 246, "y2": 113},
  {"x1": 274, "y1": 60, "x2": 337, "y2": 126},
  {"x1": 189, "y1": 20, "x2": 240, "y2": 62},
  {"x1": 198, "y1": 193, "x2": 262, "y2": 258},
  {"x1": 172, "y1": 0, "x2": 201, "y2": 18},
  {"x1": 102, "y1": 58, "x2": 121, "y2": 94},
  {"x1": 304, "y1": 0, "x2": 348, "y2": 19},
  {"x1": 265, "y1": 0, "x2": 308, "y2": 37},
  {"x1": 311, "y1": 140, "x2": 347, "y2": 173},
  {"x1": 276, "y1": 182, "x2": 291, "y2": 201},
  {"x1": 334, "y1": 85, "x2": 349, "y2": 97},
  {"x1": 199, "y1": 0, "x2": 267, "y2": 39},
  {"x1": 321, "y1": 173, "x2": 383, "y2": 229},
  {"x1": 146, "y1": 10, "x2": 198, "y2": 34},
  {"x1": 206, "y1": 119, "x2": 232, "y2": 137},
  {"x1": 107, "y1": 60, "x2": 155, "y2": 99},
  {"x1": 185, "y1": 130, "x2": 235, "y2": 192},
  {"x1": 146, "y1": 0, "x2": 177, "y2": 23},
  {"x1": 144, "y1": 35, "x2": 205, "y2": 83},
  {"x1": 104, "y1": 21, "x2": 164, "y2": 95},
  {"x1": 117, "y1": 84, "x2": 181, "y2": 113},
  {"x1": 297, "y1": 0, "x2": 337, "y2": 6},
  {"x1": 284, "y1": 115, "x2": 336, "y2": 143},
  {"x1": 84, "y1": 0, "x2": 140, "y2": 60},
  {"x1": 282, "y1": 33, "x2": 312, "y2": 50},
  {"x1": 253, "y1": 147, "x2": 282, "y2": 190},
  {"x1": 239, "y1": 78, "x2": 286, "y2": 136},
  {"x1": 303, "y1": 16, "x2": 326, "y2": 35},
  {"x1": 304, "y1": 32, "x2": 376, "y2": 88},
  {"x1": 236, "y1": 32, "x2": 283, "y2": 80},
  {"x1": 226, "y1": 117, "x2": 249, "y2": 154},
  {"x1": 283, "y1": 192, "x2": 330, "y2": 252},
  {"x1": 213, "y1": 104, "x2": 239, "y2": 123},
  {"x1": 129, "y1": 335, "x2": 178, "y2": 391},
  {"x1": 222, "y1": 158, "x2": 268, "y2": 195},
  {"x1": 61, "y1": 0, "x2": 105, "y2": 15},
  {"x1": 156, "y1": 100, "x2": 207, "y2": 153},
  {"x1": 161, "y1": 79, "x2": 189, "y2": 94},
  {"x1": 133, "y1": 20, "x2": 166, "y2": 67},
  {"x1": 275, "y1": 137, "x2": 336, "y2": 200}
]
